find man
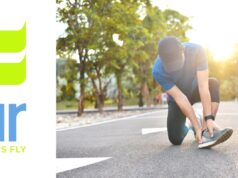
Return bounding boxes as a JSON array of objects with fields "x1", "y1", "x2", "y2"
[{"x1": 152, "y1": 36, "x2": 233, "y2": 148}]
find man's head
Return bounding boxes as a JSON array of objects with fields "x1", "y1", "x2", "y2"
[{"x1": 158, "y1": 36, "x2": 185, "y2": 73}]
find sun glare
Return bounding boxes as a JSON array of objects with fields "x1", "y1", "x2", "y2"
[{"x1": 209, "y1": 44, "x2": 234, "y2": 61}]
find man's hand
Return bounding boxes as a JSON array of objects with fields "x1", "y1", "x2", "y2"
[
  {"x1": 195, "y1": 128, "x2": 202, "y2": 143},
  {"x1": 206, "y1": 119, "x2": 220, "y2": 137}
]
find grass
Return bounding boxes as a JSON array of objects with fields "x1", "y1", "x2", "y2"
[
  {"x1": 57, "y1": 100, "x2": 78, "y2": 110},
  {"x1": 57, "y1": 98, "x2": 139, "y2": 110}
]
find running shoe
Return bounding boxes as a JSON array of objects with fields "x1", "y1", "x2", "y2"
[{"x1": 198, "y1": 128, "x2": 233, "y2": 149}]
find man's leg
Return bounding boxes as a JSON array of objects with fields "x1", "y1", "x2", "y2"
[
  {"x1": 209, "y1": 78, "x2": 221, "y2": 129},
  {"x1": 190, "y1": 77, "x2": 220, "y2": 128},
  {"x1": 167, "y1": 101, "x2": 189, "y2": 145},
  {"x1": 209, "y1": 78, "x2": 220, "y2": 116}
]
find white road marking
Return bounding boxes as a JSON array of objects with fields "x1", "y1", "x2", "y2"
[
  {"x1": 142, "y1": 128, "x2": 167, "y2": 135},
  {"x1": 56, "y1": 157, "x2": 111, "y2": 174},
  {"x1": 57, "y1": 110, "x2": 167, "y2": 132},
  {"x1": 57, "y1": 110, "x2": 238, "y2": 132}
]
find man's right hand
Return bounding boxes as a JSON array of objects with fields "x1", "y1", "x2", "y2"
[{"x1": 195, "y1": 128, "x2": 202, "y2": 143}]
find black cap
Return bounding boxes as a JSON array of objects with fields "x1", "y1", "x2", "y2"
[{"x1": 158, "y1": 36, "x2": 184, "y2": 73}]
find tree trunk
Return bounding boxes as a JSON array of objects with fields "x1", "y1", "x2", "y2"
[
  {"x1": 97, "y1": 70, "x2": 104, "y2": 113},
  {"x1": 91, "y1": 78, "x2": 103, "y2": 113},
  {"x1": 97, "y1": 94, "x2": 103, "y2": 113},
  {"x1": 139, "y1": 60, "x2": 151, "y2": 107},
  {"x1": 116, "y1": 75, "x2": 123, "y2": 111},
  {"x1": 138, "y1": 91, "x2": 144, "y2": 107},
  {"x1": 94, "y1": 94, "x2": 103, "y2": 113},
  {"x1": 78, "y1": 81, "x2": 85, "y2": 116},
  {"x1": 141, "y1": 81, "x2": 151, "y2": 107},
  {"x1": 77, "y1": 51, "x2": 85, "y2": 116}
]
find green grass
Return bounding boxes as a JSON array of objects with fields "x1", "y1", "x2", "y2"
[
  {"x1": 56, "y1": 100, "x2": 95, "y2": 110},
  {"x1": 57, "y1": 100, "x2": 78, "y2": 110},
  {"x1": 57, "y1": 98, "x2": 139, "y2": 110}
]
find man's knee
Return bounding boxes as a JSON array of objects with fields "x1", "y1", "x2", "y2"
[
  {"x1": 168, "y1": 133, "x2": 183, "y2": 145},
  {"x1": 209, "y1": 78, "x2": 220, "y2": 103},
  {"x1": 209, "y1": 78, "x2": 220, "y2": 89}
]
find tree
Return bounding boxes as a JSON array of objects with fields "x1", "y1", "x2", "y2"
[
  {"x1": 134, "y1": 5, "x2": 165, "y2": 107},
  {"x1": 87, "y1": 55, "x2": 112, "y2": 113},
  {"x1": 57, "y1": 58, "x2": 78, "y2": 101},
  {"x1": 57, "y1": 0, "x2": 112, "y2": 115},
  {"x1": 102, "y1": 0, "x2": 149, "y2": 111},
  {"x1": 163, "y1": 9, "x2": 191, "y2": 41}
]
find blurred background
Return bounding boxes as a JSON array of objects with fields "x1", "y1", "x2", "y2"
[{"x1": 56, "y1": 0, "x2": 238, "y2": 115}]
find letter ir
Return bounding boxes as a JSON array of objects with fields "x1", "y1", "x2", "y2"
[{"x1": 0, "y1": 104, "x2": 26, "y2": 142}]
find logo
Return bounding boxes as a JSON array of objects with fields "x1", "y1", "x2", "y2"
[
  {"x1": 0, "y1": 22, "x2": 27, "y2": 153},
  {"x1": 0, "y1": 23, "x2": 26, "y2": 85},
  {"x1": 0, "y1": 103, "x2": 26, "y2": 142}
]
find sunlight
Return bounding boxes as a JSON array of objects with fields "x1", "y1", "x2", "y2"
[
  {"x1": 153, "y1": 0, "x2": 238, "y2": 62},
  {"x1": 209, "y1": 43, "x2": 234, "y2": 61}
]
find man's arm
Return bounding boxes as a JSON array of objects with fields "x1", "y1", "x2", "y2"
[
  {"x1": 167, "y1": 86, "x2": 202, "y2": 142},
  {"x1": 196, "y1": 69, "x2": 212, "y2": 116},
  {"x1": 197, "y1": 69, "x2": 219, "y2": 136}
]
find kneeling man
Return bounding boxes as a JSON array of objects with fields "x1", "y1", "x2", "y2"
[{"x1": 152, "y1": 36, "x2": 232, "y2": 148}]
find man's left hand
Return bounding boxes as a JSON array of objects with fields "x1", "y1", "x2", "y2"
[{"x1": 206, "y1": 119, "x2": 220, "y2": 137}]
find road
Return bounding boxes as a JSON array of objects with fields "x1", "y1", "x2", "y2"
[{"x1": 57, "y1": 102, "x2": 238, "y2": 178}]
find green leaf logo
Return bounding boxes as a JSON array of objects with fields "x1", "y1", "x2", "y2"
[{"x1": 0, "y1": 23, "x2": 26, "y2": 85}]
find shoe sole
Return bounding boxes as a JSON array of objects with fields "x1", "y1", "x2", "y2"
[{"x1": 198, "y1": 128, "x2": 233, "y2": 149}]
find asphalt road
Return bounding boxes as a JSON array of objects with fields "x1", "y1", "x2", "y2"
[{"x1": 57, "y1": 102, "x2": 238, "y2": 178}]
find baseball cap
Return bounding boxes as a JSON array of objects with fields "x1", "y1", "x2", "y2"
[{"x1": 158, "y1": 36, "x2": 184, "y2": 73}]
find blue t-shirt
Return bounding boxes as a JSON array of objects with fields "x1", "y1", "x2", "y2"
[{"x1": 152, "y1": 42, "x2": 208, "y2": 99}]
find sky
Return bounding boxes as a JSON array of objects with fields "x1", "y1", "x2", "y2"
[{"x1": 153, "y1": 0, "x2": 238, "y2": 60}]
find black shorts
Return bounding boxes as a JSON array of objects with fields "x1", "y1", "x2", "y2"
[{"x1": 189, "y1": 78, "x2": 220, "y2": 104}]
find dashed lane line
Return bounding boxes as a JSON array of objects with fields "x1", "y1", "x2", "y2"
[{"x1": 56, "y1": 157, "x2": 112, "y2": 174}]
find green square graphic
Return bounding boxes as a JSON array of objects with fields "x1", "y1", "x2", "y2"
[{"x1": 0, "y1": 23, "x2": 26, "y2": 85}]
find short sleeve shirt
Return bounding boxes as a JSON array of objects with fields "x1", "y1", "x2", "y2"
[{"x1": 152, "y1": 42, "x2": 208, "y2": 99}]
